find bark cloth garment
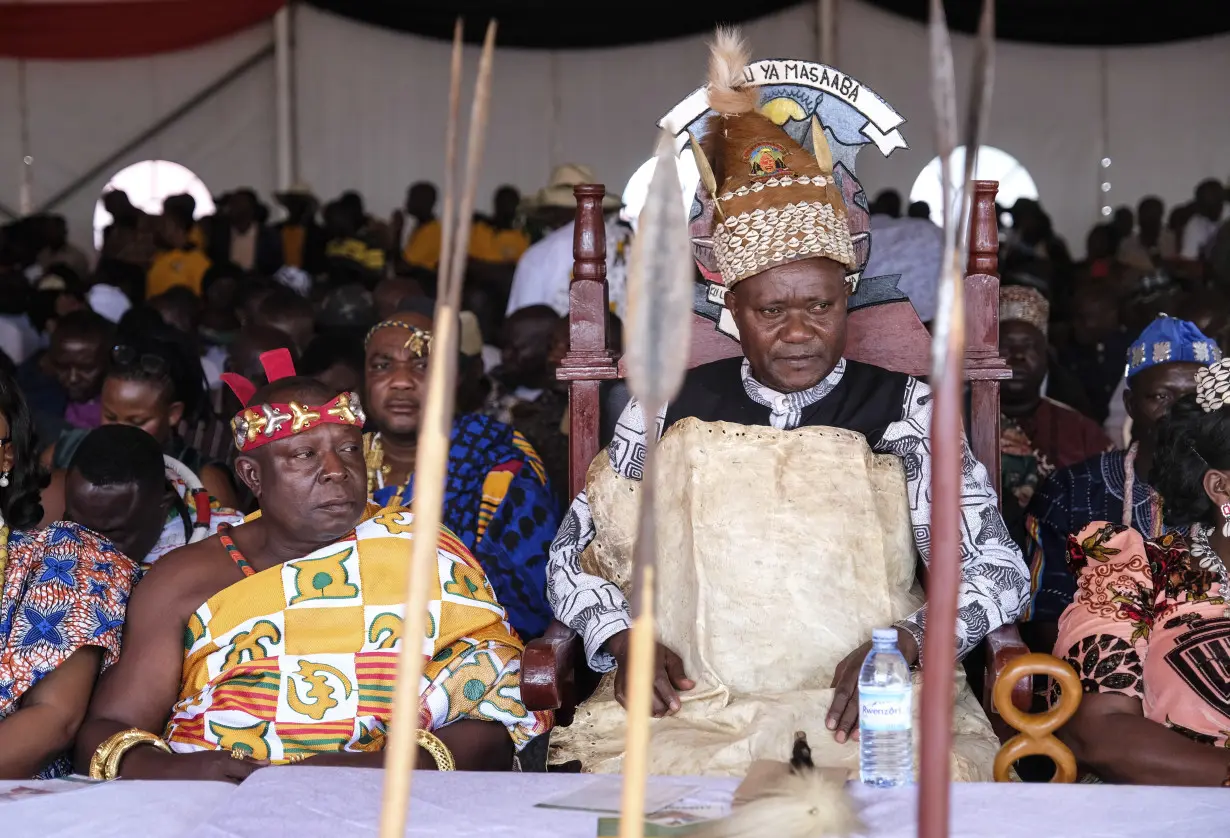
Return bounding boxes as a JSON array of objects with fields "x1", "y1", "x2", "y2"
[
  {"x1": 547, "y1": 419, "x2": 1001, "y2": 780},
  {"x1": 546, "y1": 357, "x2": 1029, "y2": 675}
]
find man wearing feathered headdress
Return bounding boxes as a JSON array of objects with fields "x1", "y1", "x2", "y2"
[{"x1": 544, "y1": 29, "x2": 1029, "y2": 779}]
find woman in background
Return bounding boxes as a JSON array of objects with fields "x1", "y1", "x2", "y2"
[
  {"x1": 0, "y1": 368, "x2": 139, "y2": 777},
  {"x1": 41, "y1": 328, "x2": 242, "y2": 561},
  {"x1": 1056, "y1": 360, "x2": 1230, "y2": 785}
]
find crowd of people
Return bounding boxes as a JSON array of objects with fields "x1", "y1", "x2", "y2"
[{"x1": 1, "y1": 40, "x2": 1229, "y2": 786}]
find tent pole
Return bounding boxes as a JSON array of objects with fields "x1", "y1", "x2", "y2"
[
  {"x1": 17, "y1": 58, "x2": 32, "y2": 215},
  {"x1": 274, "y1": 5, "x2": 295, "y2": 190},
  {"x1": 818, "y1": 0, "x2": 837, "y2": 66}
]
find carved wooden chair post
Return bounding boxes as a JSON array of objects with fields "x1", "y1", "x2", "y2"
[{"x1": 963, "y1": 181, "x2": 1033, "y2": 722}]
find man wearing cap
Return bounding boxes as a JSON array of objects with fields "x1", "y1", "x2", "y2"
[
  {"x1": 544, "y1": 31, "x2": 1026, "y2": 778},
  {"x1": 1024, "y1": 315, "x2": 1223, "y2": 628},
  {"x1": 76, "y1": 352, "x2": 551, "y2": 779},
  {"x1": 998, "y1": 286, "x2": 1112, "y2": 547},
  {"x1": 505, "y1": 164, "x2": 632, "y2": 319}
]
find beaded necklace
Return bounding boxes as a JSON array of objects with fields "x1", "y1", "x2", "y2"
[{"x1": 363, "y1": 433, "x2": 412, "y2": 508}]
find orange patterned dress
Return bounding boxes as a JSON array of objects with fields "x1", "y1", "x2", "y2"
[{"x1": 1056, "y1": 522, "x2": 1230, "y2": 745}]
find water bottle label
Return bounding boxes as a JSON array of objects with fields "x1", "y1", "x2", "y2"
[{"x1": 859, "y1": 686, "x2": 911, "y2": 732}]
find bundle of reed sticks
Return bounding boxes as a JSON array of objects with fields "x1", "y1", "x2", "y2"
[{"x1": 376, "y1": 18, "x2": 497, "y2": 838}]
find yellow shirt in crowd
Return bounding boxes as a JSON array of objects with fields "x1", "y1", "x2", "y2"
[
  {"x1": 403, "y1": 218, "x2": 442, "y2": 271},
  {"x1": 147, "y1": 248, "x2": 211, "y2": 297},
  {"x1": 469, "y1": 220, "x2": 529, "y2": 263},
  {"x1": 282, "y1": 225, "x2": 306, "y2": 269}
]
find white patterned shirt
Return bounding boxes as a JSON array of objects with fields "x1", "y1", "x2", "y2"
[{"x1": 545, "y1": 359, "x2": 1029, "y2": 671}]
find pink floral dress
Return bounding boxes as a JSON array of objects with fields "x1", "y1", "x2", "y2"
[{"x1": 1055, "y1": 522, "x2": 1230, "y2": 746}]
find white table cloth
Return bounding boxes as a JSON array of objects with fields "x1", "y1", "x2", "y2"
[
  {"x1": 5, "y1": 771, "x2": 1226, "y2": 838},
  {"x1": 1, "y1": 779, "x2": 232, "y2": 838}
]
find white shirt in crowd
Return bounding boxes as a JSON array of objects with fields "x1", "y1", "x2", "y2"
[
  {"x1": 0, "y1": 314, "x2": 40, "y2": 365},
  {"x1": 505, "y1": 218, "x2": 633, "y2": 320},
  {"x1": 1180, "y1": 213, "x2": 1220, "y2": 260}
]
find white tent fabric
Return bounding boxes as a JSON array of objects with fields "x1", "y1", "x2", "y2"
[{"x1": 1, "y1": 1, "x2": 1228, "y2": 257}]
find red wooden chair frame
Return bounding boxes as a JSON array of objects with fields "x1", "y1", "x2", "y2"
[{"x1": 522, "y1": 181, "x2": 1030, "y2": 733}]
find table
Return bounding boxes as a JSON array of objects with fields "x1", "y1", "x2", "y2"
[
  {"x1": 5, "y1": 771, "x2": 1225, "y2": 838},
  {"x1": 1, "y1": 779, "x2": 232, "y2": 838}
]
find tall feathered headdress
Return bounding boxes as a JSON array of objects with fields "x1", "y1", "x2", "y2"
[{"x1": 689, "y1": 27, "x2": 856, "y2": 289}]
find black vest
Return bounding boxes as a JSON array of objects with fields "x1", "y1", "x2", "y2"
[{"x1": 663, "y1": 357, "x2": 909, "y2": 448}]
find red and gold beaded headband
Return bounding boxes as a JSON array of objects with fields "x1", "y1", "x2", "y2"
[{"x1": 221, "y1": 349, "x2": 366, "y2": 453}]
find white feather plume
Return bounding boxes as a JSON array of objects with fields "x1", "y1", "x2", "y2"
[
  {"x1": 707, "y1": 26, "x2": 756, "y2": 115},
  {"x1": 695, "y1": 772, "x2": 864, "y2": 838}
]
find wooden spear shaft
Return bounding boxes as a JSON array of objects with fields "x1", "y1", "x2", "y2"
[
  {"x1": 916, "y1": 254, "x2": 964, "y2": 838},
  {"x1": 377, "y1": 20, "x2": 497, "y2": 838},
  {"x1": 616, "y1": 133, "x2": 693, "y2": 838},
  {"x1": 619, "y1": 434, "x2": 660, "y2": 838},
  {"x1": 918, "y1": 3, "x2": 993, "y2": 836}
]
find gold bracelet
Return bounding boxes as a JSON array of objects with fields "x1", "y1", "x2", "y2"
[
  {"x1": 89, "y1": 728, "x2": 172, "y2": 781},
  {"x1": 89, "y1": 729, "x2": 134, "y2": 780},
  {"x1": 416, "y1": 729, "x2": 455, "y2": 771}
]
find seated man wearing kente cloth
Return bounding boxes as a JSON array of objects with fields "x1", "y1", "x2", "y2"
[
  {"x1": 75, "y1": 350, "x2": 551, "y2": 781},
  {"x1": 545, "y1": 32, "x2": 1029, "y2": 779}
]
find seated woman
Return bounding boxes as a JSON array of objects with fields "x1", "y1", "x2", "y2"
[
  {"x1": 43, "y1": 330, "x2": 242, "y2": 561},
  {"x1": 0, "y1": 369, "x2": 140, "y2": 778},
  {"x1": 363, "y1": 302, "x2": 559, "y2": 640},
  {"x1": 1056, "y1": 359, "x2": 1230, "y2": 785}
]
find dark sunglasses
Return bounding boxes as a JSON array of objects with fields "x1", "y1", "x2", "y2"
[{"x1": 111, "y1": 345, "x2": 169, "y2": 377}]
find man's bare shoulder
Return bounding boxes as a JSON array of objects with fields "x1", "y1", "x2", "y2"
[{"x1": 134, "y1": 535, "x2": 245, "y2": 621}]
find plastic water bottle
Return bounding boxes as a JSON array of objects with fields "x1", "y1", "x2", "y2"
[{"x1": 858, "y1": 628, "x2": 913, "y2": 787}]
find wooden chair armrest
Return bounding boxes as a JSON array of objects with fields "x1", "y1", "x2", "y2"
[
  {"x1": 522, "y1": 621, "x2": 582, "y2": 725},
  {"x1": 984, "y1": 623, "x2": 1032, "y2": 714}
]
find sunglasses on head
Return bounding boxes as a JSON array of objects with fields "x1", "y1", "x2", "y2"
[{"x1": 111, "y1": 345, "x2": 169, "y2": 377}]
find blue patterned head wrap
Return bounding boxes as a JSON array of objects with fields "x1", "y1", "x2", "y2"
[{"x1": 1126, "y1": 315, "x2": 1221, "y2": 378}]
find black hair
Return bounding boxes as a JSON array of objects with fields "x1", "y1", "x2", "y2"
[
  {"x1": 299, "y1": 334, "x2": 365, "y2": 380},
  {"x1": 0, "y1": 271, "x2": 31, "y2": 316},
  {"x1": 202, "y1": 261, "x2": 244, "y2": 298},
  {"x1": 68, "y1": 425, "x2": 166, "y2": 496},
  {"x1": 394, "y1": 295, "x2": 437, "y2": 320},
  {"x1": 163, "y1": 193, "x2": 196, "y2": 224},
  {"x1": 1152, "y1": 394, "x2": 1230, "y2": 528},
  {"x1": 0, "y1": 366, "x2": 50, "y2": 530},
  {"x1": 52, "y1": 308, "x2": 114, "y2": 345},
  {"x1": 506, "y1": 304, "x2": 561, "y2": 326},
  {"x1": 1196, "y1": 179, "x2": 1224, "y2": 197},
  {"x1": 247, "y1": 375, "x2": 333, "y2": 408},
  {"x1": 149, "y1": 285, "x2": 203, "y2": 331},
  {"x1": 256, "y1": 285, "x2": 313, "y2": 322},
  {"x1": 109, "y1": 323, "x2": 209, "y2": 422},
  {"x1": 607, "y1": 312, "x2": 625, "y2": 353},
  {"x1": 116, "y1": 305, "x2": 168, "y2": 339}
]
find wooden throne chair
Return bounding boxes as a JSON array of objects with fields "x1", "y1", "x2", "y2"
[{"x1": 521, "y1": 180, "x2": 1031, "y2": 739}]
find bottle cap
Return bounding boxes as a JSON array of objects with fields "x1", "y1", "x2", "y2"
[{"x1": 872, "y1": 628, "x2": 898, "y2": 644}]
